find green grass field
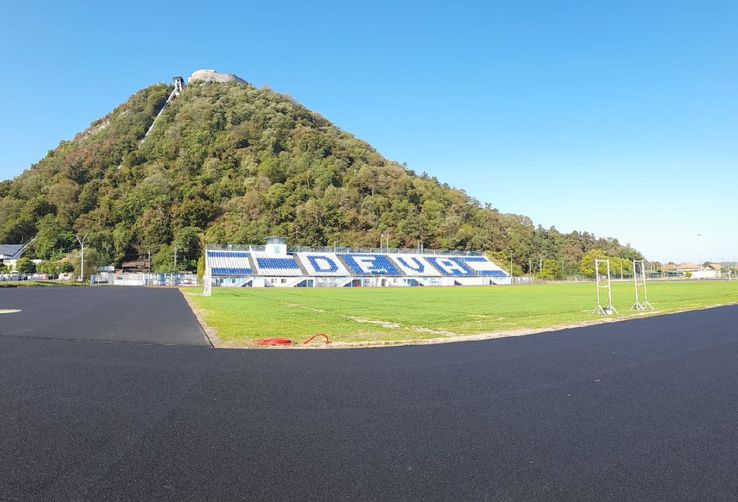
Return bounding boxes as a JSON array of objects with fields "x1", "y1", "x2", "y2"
[{"x1": 183, "y1": 280, "x2": 738, "y2": 347}]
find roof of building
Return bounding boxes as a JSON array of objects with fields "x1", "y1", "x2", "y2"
[
  {"x1": 0, "y1": 244, "x2": 26, "y2": 260},
  {"x1": 677, "y1": 262, "x2": 700, "y2": 271}
]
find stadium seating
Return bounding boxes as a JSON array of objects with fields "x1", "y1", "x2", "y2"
[
  {"x1": 458, "y1": 256, "x2": 508, "y2": 277},
  {"x1": 390, "y1": 254, "x2": 441, "y2": 276},
  {"x1": 340, "y1": 254, "x2": 402, "y2": 276},
  {"x1": 425, "y1": 256, "x2": 476, "y2": 276},
  {"x1": 206, "y1": 247, "x2": 509, "y2": 285},
  {"x1": 297, "y1": 253, "x2": 350, "y2": 276},
  {"x1": 207, "y1": 250, "x2": 253, "y2": 276},
  {"x1": 253, "y1": 256, "x2": 303, "y2": 276}
]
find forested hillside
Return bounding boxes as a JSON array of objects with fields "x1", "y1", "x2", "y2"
[{"x1": 0, "y1": 78, "x2": 642, "y2": 275}]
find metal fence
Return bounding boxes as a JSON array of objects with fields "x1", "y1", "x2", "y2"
[
  {"x1": 91, "y1": 272, "x2": 198, "y2": 287},
  {"x1": 205, "y1": 243, "x2": 483, "y2": 256}
]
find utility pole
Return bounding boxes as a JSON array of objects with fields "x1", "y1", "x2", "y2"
[
  {"x1": 509, "y1": 250, "x2": 514, "y2": 284},
  {"x1": 697, "y1": 233, "x2": 703, "y2": 281},
  {"x1": 174, "y1": 247, "x2": 177, "y2": 272},
  {"x1": 148, "y1": 248, "x2": 151, "y2": 272},
  {"x1": 76, "y1": 234, "x2": 87, "y2": 282}
]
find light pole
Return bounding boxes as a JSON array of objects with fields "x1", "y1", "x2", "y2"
[
  {"x1": 76, "y1": 234, "x2": 87, "y2": 282},
  {"x1": 697, "y1": 233, "x2": 703, "y2": 281},
  {"x1": 507, "y1": 249, "x2": 514, "y2": 284}
]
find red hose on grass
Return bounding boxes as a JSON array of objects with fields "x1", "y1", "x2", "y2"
[
  {"x1": 302, "y1": 333, "x2": 330, "y2": 345},
  {"x1": 255, "y1": 333, "x2": 330, "y2": 346}
]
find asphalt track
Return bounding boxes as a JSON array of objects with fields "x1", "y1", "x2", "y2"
[
  {"x1": 0, "y1": 288, "x2": 737, "y2": 501},
  {"x1": 0, "y1": 287, "x2": 209, "y2": 346}
]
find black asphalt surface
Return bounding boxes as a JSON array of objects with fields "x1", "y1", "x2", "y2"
[
  {"x1": 1, "y1": 289, "x2": 737, "y2": 501},
  {"x1": 0, "y1": 287, "x2": 209, "y2": 346}
]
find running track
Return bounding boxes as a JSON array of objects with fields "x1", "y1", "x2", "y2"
[{"x1": 0, "y1": 287, "x2": 736, "y2": 500}]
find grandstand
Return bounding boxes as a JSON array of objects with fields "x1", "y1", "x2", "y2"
[{"x1": 203, "y1": 237, "x2": 510, "y2": 294}]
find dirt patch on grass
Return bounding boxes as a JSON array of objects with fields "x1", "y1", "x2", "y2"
[
  {"x1": 284, "y1": 303, "x2": 326, "y2": 313},
  {"x1": 347, "y1": 316, "x2": 401, "y2": 329},
  {"x1": 409, "y1": 326, "x2": 457, "y2": 337}
]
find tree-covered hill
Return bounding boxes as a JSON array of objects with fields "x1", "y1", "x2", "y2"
[{"x1": 0, "y1": 77, "x2": 641, "y2": 274}]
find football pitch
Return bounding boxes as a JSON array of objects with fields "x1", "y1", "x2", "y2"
[{"x1": 184, "y1": 280, "x2": 738, "y2": 346}]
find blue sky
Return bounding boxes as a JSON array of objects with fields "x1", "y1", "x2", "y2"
[{"x1": 2, "y1": 0, "x2": 736, "y2": 262}]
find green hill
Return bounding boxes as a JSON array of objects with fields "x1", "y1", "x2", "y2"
[{"x1": 0, "y1": 73, "x2": 641, "y2": 274}]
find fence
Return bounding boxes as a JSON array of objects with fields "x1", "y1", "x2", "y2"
[
  {"x1": 206, "y1": 243, "x2": 483, "y2": 256},
  {"x1": 91, "y1": 272, "x2": 198, "y2": 287}
]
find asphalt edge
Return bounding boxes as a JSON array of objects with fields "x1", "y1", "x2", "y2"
[{"x1": 180, "y1": 289, "x2": 218, "y2": 348}]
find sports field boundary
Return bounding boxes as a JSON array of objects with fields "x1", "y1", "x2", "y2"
[{"x1": 180, "y1": 290, "x2": 219, "y2": 348}]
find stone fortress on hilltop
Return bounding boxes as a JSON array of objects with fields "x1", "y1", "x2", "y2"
[{"x1": 187, "y1": 69, "x2": 248, "y2": 85}]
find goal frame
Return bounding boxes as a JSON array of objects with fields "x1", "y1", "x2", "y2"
[{"x1": 593, "y1": 258, "x2": 618, "y2": 316}]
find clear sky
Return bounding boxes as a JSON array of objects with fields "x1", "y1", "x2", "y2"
[{"x1": 2, "y1": 1, "x2": 736, "y2": 263}]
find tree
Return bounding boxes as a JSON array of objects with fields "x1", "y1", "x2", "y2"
[
  {"x1": 36, "y1": 261, "x2": 61, "y2": 277},
  {"x1": 70, "y1": 248, "x2": 104, "y2": 280},
  {"x1": 15, "y1": 257, "x2": 36, "y2": 274},
  {"x1": 173, "y1": 226, "x2": 201, "y2": 271},
  {"x1": 540, "y1": 259, "x2": 563, "y2": 280},
  {"x1": 33, "y1": 214, "x2": 75, "y2": 260},
  {"x1": 197, "y1": 256, "x2": 205, "y2": 283},
  {"x1": 580, "y1": 249, "x2": 607, "y2": 278},
  {"x1": 152, "y1": 244, "x2": 176, "y2": 273}
]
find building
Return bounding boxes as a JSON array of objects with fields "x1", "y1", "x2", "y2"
[
  {"x1": 670, "y1": 262, "x2": 721, "y2": 279},
  {"x1": 203, "y1": 238, "x2": 510, "y2": 294},
  {"x1": 0, "y1": 243, "x2": 31, "y2": 270}
]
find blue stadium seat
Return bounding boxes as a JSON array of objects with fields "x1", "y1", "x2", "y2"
[
  {"x1": 425, "y1": 257, "x2": 474, "y2": 276},
  {"x1": 296, "y1": 253, "x2": 350, "y2": 276},
  {"x1": 253, "y1": 256, "x2": 303, "y2": 276},
  {"x1": 340, "y1": 254, "x2": 402, "y2": 276},
  {"x1": 207, "y1": 250, "x2": 253, "y2": 276},
  {"x1": 458, "y1": 256, "x2": 509, "y2": 277}
]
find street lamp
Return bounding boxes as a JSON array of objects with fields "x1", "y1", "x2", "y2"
[{"x1": 76, "y1": 234, "x2": 88, "y2": 282}]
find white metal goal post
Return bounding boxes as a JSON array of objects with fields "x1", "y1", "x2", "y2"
[
  {"x1": 203, "y1": 251, "x2": 212, "y2": 297},
  {"x1": 593, "y1": 258, "x2": 618, "y2": 316},
  {"x1": 631, "y1": 259, "x2": 654, "y2": 311}
]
